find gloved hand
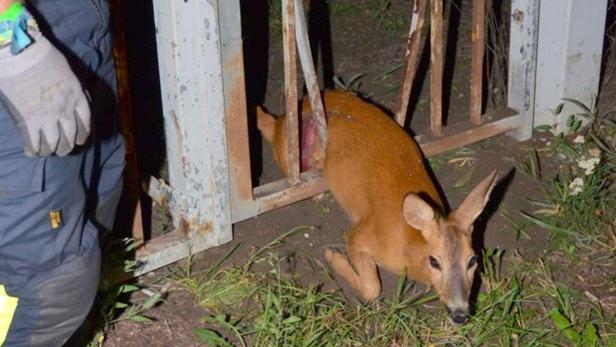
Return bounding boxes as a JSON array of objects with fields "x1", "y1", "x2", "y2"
[{"x1": 0, "y1": 31, "x2": 91, "y2": 156}]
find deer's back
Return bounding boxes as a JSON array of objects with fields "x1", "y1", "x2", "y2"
[{"x1": 316, "y1": 91, "x2": 442, "y2": 224}]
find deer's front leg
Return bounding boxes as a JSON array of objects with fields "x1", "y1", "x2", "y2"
[{"x1": 325, "y1": 225, "x2": 381, "y2": 301}]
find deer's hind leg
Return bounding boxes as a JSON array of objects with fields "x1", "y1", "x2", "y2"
[{"x1": 325, "y1": 222, "x2": 381, "y2": 301}]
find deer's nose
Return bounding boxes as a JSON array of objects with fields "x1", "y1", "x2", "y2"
[{"x1": 449, "y1": 309, "x2": 468, "y2": 324}]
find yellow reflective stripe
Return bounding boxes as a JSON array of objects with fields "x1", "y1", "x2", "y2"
[{"x1": 0, "y1": 285, "x2": 18, "y2": 345}]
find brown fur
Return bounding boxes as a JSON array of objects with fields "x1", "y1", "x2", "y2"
[{"x1": 257, "y1": 90, "x2": 497, "y2": 322}]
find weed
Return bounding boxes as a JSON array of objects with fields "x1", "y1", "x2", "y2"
[
  {"x1": 501, "y1": 208, "x2": 531, "y2": 240},
  {"x1": 522, "y1": 99, "x2": 616, "y2": 251},
  {"x1": 268, "y1": 0, "x2": 284, "y2": 38},
  {"x1": 508, "y1": 146, "x2": 542, "y2": 181},
  {"x1": 328, "y1": 2, "x2": 356, "y2": 17},
  {"x1": 371, "y1": 0, "x2": 409, "y2": 35},
  {"x1": 373, "y1": 63, "x2": 404, "y2": 81},
  {"x1": 453, "y1": 165, "x2": 477, "y2": 192},
  {"x1": 429, "y1": 146, "x2": 480, "y2": 192},
  {"x1": 429, "y1": 146, "x2": 475, "y2": 171},
  {"x1": 86, "y1": 237, "x2": 165, "y2": 346},
  {"x1": 332, "y1": 73, "x2": 365, "y2": 90},
  {"x1": 485, "y1": 0, "x2": 510, "y2": 108}
]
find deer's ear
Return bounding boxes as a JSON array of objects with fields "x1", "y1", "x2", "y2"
[
  {"x1": 402, "y1": 193, "x2": 438, "y2": 239},
  {"x1": 453, "y1": 171, "x2": 498, "y2": 232}
]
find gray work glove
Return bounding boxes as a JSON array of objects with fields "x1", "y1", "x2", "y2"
[{"x1": 0, "y1": 31, "x2": 91, "y2": 156}]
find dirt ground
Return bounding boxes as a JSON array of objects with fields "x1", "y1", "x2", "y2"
[{"x1": 103, "y1": 0, "x2": 616, "y2": 346}]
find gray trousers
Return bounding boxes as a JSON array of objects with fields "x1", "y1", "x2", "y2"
[{"x1": 0, "y1": 0, "x2": 125, "y2": 345}]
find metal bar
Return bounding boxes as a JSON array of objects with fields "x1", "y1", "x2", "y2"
[
  {"x1": 220, "y1": 0, "x2": 257, "y2": 227},
  {"x1": 153, "y1": 2, "x2": 185, "y2": 220},
  {"x1": 294, "y1": 0, "x2": 328, "y2": 153},
  {"x1": 254, "y1": 170, "x2": 328, "y2": 212},
  {"x1": 230, "y1": 173, "x2": 326, "y2": 223},
  {"x1": 221, "y1": 0, "x2": 253, "y2": 209},
  {"x1": 418, "y1": 108, "x2": 520, "y2": 157},
  {"x1": 109, "y1": 0, "x2": 145, "y2": 243},
  {"x1": 507, "y1": 0, "x2": 539, "y2": 141},
  {"x1": 150, "y1": 0, "x2": 232, "y2": 263},
  {"x1": 136, "y1": 227, "x2": 187, "y2": 259},
  {"x1": 135, "y1": 227, "x2": 192, "y2": 276},
  {"x1": 470, "y1": 0, "x2": 485, "y2": 125},
  {"x1": 138, "y1": 107, "x2": 520, "y2": 273},
  {"x1": 395, "y1": 0, "x2": 426, "y2": 126},
  {"x1": 533, "y1": 0, "x2": 608, "y2": 132},
  {"x1": 146, "y1": 175, "x2": 173, "y2": 205},
  {"x1": 283, "y1": 0, "x2": 301, "y2": 183},
  {"x1": 132, "y1": 202, "x2": 145, "y2": 245},
  {"x1": 430, "y1": 0, "x2": 444, "y2": 136},
  {"x1": 233, "y1": 108, "x2": 520, "y2": 224}
]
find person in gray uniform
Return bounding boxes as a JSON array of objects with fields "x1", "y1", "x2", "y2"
[{"x1": 0, "y1": 0, "x2": 125, "y2": 345}]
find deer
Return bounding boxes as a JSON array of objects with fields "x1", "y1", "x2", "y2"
[{"x1": 257, "y1": 90, "x2": 498, "y2": 324}]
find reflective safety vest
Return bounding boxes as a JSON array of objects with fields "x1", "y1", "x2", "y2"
[{"x1": 0, "y1": 285, "x2": 18, "y2": 345}]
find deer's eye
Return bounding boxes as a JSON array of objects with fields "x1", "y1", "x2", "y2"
[
  {"x1": 468, "y1": 255, "x2": 478, "y2": 269},
  {"x1": 429, "y1": 256, "x2": 441, "y2": 270}
]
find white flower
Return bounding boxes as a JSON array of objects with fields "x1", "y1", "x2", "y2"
[
  {"x1": 569, "y1": 177, "x2": 584, "y2": 196},
  {"x1": 571, "y1": 177, "x2": 584, "y2": 186},
  {"x1": 304, "y1": 233, "x2": 310, "y2": 239},
  {"x1": 588, "y1": 148, "x2": 601, "y2": 158},
  {"x1": 550, "y1": 127, "x2": 562, "y2": 137},
  {"x1": 577, "y1": 157, "x2": 600, "y2": 175},
  {"x1": 573, "y1": 135, "x2": 585, "y2": 144}
]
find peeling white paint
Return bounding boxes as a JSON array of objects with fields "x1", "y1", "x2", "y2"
[
  {"x1": 145, "y1": 0, "x2": 233, "y2": 273},
  {"x1": 507, "y1": 0, "x2": 539, "y2": 141},
  {"x1": 534, "y1": 0, "x2": 608, "y2": 132}
]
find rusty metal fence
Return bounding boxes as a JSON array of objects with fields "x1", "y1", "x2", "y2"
[{"x1": 113, "y1": 0, "x2": 539, "y2": 275}]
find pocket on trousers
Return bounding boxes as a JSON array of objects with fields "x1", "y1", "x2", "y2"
[
  {"x1": 0, "y1": 154, "x2": 46, "y2": 283},
  {"x1": 0, "y1": 156, "x2": 45, "y2": 200}
]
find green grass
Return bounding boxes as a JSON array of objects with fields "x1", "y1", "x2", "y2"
[
  {"x1": 268, "y1": 0, "x2": 409, "y2": 39},
  {"x1": 182, "y1": 243, "x2": 615, "y2": 346},
  {"x1": 268, "y1": 0, "x2": 284, "y2": 38},
  {"x1": 371, "y1": 0, "x2": 409, "y2": 35}
]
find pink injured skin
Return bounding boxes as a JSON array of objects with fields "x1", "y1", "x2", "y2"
[{"x1": 301, "y1": 116, "x2": 319, "y2": 171}]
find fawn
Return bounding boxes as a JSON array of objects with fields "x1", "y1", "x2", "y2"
[{"x1": 257, "y1": 90, "x2": 497, "y2": 324}]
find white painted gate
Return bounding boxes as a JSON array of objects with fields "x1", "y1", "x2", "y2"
[{"x1": 128, "y1": 0, "x2": 609, "y2": 276}]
